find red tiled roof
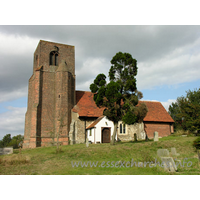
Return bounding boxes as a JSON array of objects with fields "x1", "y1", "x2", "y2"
[
  {"x1": 86, "y1": 116, "x2": 104, "y2": 129},
  {"x1": 72, "y1": 91, "x2": 174, "y2": 123},
  {"x1": 139, "y1": 101, "x2": 174, "y2": 123},
  {"x1": 72, "y1": 91, "x2": 105, "y2": 117}
]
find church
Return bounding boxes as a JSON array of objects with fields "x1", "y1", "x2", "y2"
[{"x1": 23, "y1": 40, "x2": 174, "y2": 148}]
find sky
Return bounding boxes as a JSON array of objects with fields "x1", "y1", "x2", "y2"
[{"x1": 0, "y1": 25, "x2": 200, "y2": 139}]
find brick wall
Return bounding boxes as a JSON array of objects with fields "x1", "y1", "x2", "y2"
[
  {"x1": 144, "y1": 122, "x2": 172, "y2": 138},
  {"x1": 23, "y1": 40, "x2": 75, "y2": 148}
]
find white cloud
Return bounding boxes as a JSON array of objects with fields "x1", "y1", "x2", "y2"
[
  {"x1": 0, "y1": 106, "x2": 26, "y2": 139},
  {"x1": 161, "y1": 99, "x2": 176, "y2": 111},
  {"x1": 137, "y1": 38, "x2": 200, "y2": 90},
  {"x1": 0, "y1": 32, "x2": 39, "y2": 55},
  {"x1": 0, "y1": 86, "x2": 28, "y2": 103},
  {"x1": 76, "y1": 57, "x2": 109, "y2": 91}
]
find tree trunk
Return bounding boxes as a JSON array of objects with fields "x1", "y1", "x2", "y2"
[{"x1": 110, "y1": 122, "x2": 118, "y2": 145}]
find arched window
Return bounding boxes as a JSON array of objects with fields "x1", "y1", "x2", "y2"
[
  {"x1": 49, "y1": 51, "x2": 58, "y2": 66},
  {"x1": 50, "y1": 52, "x2": 54, "y2": 65},
  {"x1": 119, "y1": 123, "x2": 126, "y2": 134},
  {"x1": 55, "y1": 54, "x2": 58, "y2": 66}
]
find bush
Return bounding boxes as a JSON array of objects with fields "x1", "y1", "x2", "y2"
[{"x1": 193, "y1": 137, "x2": 200, "y2": 150}]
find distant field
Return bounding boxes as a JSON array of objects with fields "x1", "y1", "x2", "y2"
[{"x1": 0, "y1": 134, "x2": 199, "y2": 175}]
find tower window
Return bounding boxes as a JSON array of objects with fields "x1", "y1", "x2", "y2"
[
  {"x1": 49, "y1": 51, "x2": 58, "y2": 66},
  {"x1": 55, "y1": 54, "x2": 58, "y2": 66}
]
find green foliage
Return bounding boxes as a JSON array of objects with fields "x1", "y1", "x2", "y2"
[
  {"x1": 90, "y1": 52, "x2": 148, "y2": 125},
  {"x1": 169, "y1": 88, "x2": 200, "y2": 132},
  {"x1": 135, "y1": 102, "x2": 149, "y2": 123},
  {"x1": 193, "y1": 137, "x2": 200, "y2": 150},
  {"x1": 8, "y1": 135, "x2": 24, "y2": 149},
  {"x1": 122, "y1": 111, "x2": 137, "y2": 125},
  {"x1": 0, "y1": 140, "x2": 3, "y2": 148},
  {"x1": 0, "y1": 134, "x2": 12, "y2": 147},
  {"x1": 168, "y1": 102, "x2": 182, "y2": 131},
  {"x1": 90, "y1": 52, "x2": 148, "y2": 144},
  {"x1": 0, "y1": 134, "x2": 24, "y2": 149}
]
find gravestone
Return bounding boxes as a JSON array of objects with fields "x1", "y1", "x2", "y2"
[
  {"x1": 154, "y1": 131, "x2": 159, "y2": 141},
  {"x1": 86, "y1": 138, "x2": 89, "y2": 147},
  {"x1": 157, "y1": 149, "x2": 170, "y2": 157},
  {"x1": 161, "y1": 157, "x2": 177, "y2": 172},
  {"x1": 171, "y1": 147, "x2": 180, "y2": 156},
  {"x1": 134, "y1": 133, "x2": 137, "y2": 141},
  {"x1": 0, "y1": 147, "x2": 13, "y2": 155}
]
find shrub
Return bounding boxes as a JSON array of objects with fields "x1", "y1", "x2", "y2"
[{"x1": 193, "y1": 137, "x2": 200, "y2": 150}]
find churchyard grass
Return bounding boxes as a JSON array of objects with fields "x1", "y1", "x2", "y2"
[{"x1": 0, "y1": 133, "x2": 199, "y2": 175}]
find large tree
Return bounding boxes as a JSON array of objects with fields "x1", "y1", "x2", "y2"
[
  {"x1": 8, "y1": 135, "x2": 24, "y2": 149},
  {"x1": 90, "y1": 52, "x2": 148, "y2": 145},
  {"x1": 169, "y1": 88, "x2": 200, "y2": 133},
  {"x1": 168, "y1": 102, "x2": 182, "y2": 131},
  {"x1": 0, "y1": 134, "x2": 12, "y2": 148}
]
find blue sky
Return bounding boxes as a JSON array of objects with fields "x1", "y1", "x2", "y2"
[
  {"x1": 143, "y1": 79, "x2": 200, "y2": 101},
  {"x1": 0, "y1": 25, "x2": 200, "y2": 139}
]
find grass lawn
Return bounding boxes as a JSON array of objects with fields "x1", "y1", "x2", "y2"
[{"x1": 0, "y1": 134, "x2": 200, "y2": 175}]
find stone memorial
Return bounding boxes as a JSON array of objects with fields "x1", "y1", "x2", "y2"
[
  {"x1": 171, "y1": 147, "x2": 180, "y2": 156},
  {"x1": 86, "y1": 138, "x2": 89, "y2": 147},
  {"x1": 161, "y1": 157, "x2": 177, "y2": 172},
  {"x1": 134, "y1": 133, "x2": 137, "y2": 141},
  {"x1": 157, "y1": 149, "x2": 170, "y2": 157},
  {"x1": 154, "y1": 131, "x2": 159, "y2": 142},
  {"x1": 0, "y1": 147, "x2": 13, "y2": 155}
]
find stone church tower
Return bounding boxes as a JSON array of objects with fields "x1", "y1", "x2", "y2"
[{"x1": 23, "y1": 40, "x2": 75, "y2": 148}]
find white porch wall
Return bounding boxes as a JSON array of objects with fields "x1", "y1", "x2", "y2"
[
  {"x1": 87, "y1": 129, "x2": 95, "y2": 143},
  {"x1": 87, "y1": 117, "x2": 115, "y2": 144}
]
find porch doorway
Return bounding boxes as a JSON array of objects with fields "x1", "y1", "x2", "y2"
[{"x1": 101, "y1": 128, "x2": 111, "y2": 143}]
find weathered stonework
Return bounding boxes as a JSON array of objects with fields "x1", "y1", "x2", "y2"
[
  {"x1": 24, "y1": 40, "x2": 75, "y2": 148},
  {"x1": 69, "y1": 112, "x2": 146, "y2": 144},
  {"x1": 69, "y1": 110, "x2": 98, "y2": 144},
  {"x1": 117, "y1": 122, "x2": 146, "y2": 142}
]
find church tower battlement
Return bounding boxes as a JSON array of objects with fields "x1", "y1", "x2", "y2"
[{"x1": 23, "y1": 40, "x2": 75, "y2": 148}]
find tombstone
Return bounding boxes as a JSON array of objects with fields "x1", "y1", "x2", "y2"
[
  {"x1": 138, "y1": 123, "x2": 146, "y2": 140},
  {"x1": 134, "y1": 133, "x2": 137, "y2": 141},
  {"x1": 171, "y1": 147, "x2": 180, "y2": 156},
  {"x1": 86, "y1": 138, "x2": 89, "y2": 147},
  {"x1": 157, "y1": 149, "x2": 170, "y2": 157},
  {"x1": 0, "y1": 147, "x2": 13, "y2": 155},
  {"x1": 154, "y1": 131, "x2": 159, "y2": 142},
  {"x1": 161, "y1": 157, "x2": 177, "y2": 172},
  {"x1": 145, "y1": 134, "x2": 149, "y2": 141}
]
